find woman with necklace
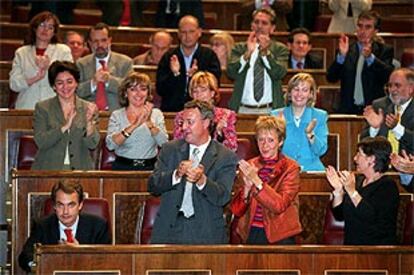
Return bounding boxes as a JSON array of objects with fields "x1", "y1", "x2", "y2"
[
  {"x1": 230, "y1": 116, "x2": 302, "y2": 244},
  {"x1": 106, "y1": 72, "x2": 168, "y2": 170},
  {"x1": 326, "y1": 136, "x2": 399, "y2": 245},
  {"x1": 270, "y1": 73, "x2": 328, "y2": 171},
  {"x1": 10, "y1": 11, "x2": 73, "y2": 109},
  {"x1": 32, "y1": 61, "x2": 100, "y2": 170}
]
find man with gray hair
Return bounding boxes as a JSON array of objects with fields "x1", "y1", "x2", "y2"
[{"x1": 148, "y1": 100, "x2": 238, "y2": 244}]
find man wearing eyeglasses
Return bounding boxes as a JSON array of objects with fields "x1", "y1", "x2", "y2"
[
  {"x1": 18, "y1": 180, "x2": 111, "y2": 273},
  {"x1": 361, "y1": 68, "x2": 414, "y2": 192},
  {"x1": 148, "y1": 100, "x2": 238, "y2": 244}
]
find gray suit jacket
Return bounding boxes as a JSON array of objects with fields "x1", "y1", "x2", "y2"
[
  {"x1": 76, "y1": 52, "x2": 133, "y2": 111},
  {"x1": 360, "y1": 97, "x2": 414, "y2": 154},
  {"x1": 148, "y1": 139, "x2": 238, "y2": 244},
  {"x1": 32, "y1": 96, "x2": 100, "y2": 170}
]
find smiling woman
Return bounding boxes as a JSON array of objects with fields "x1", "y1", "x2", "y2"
[
  {"x1": 106, "y1": 72, "x2": 168, "y2": 170},
  {"x1": 270, "y1": 73, "x2": 329, "y2": 171},
  {"x1": 9, "y1": 11, "x2": 73, "y2": 109},
  {"x1": 32, "y1": 61, "x2": 100, "y2": 170}
]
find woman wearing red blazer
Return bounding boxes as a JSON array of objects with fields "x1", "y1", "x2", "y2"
[{"x1": 230, "y1": 116, "x2": 302, "y2": 244}]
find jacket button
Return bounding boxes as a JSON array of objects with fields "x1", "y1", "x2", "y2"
[
  {"x1": 70, "y1": 154, "x2": 74, "y2": 158},
  {"x1": 69, "y1": 141, "x2": 72, "y2": 145}
]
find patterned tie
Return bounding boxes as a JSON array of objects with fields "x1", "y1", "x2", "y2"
[
  {"x1": 297, "y1": 62, "x2": 303, "y2": 69},
  {"x1": 64, "y1": 228, "x2": 74, "y2": 243},
  {"x1": 96, "y1": 60, "x2": 109, "y2": 111},
  {"x1": 388, "y1": 105, "x2": 401, "y2": 154},
  {"x1": 253, "y1": 57, "x2": 264, "y2": 102},
  {"x1": 353, "y1": 54, "x2": 365, "y2": 106},
  {"x1": 180, "y1": 148, "x2": 200, "y2": 218}
]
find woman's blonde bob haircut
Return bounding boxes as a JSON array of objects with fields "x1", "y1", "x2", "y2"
[
  {"x1": 285, "y1": 73, "x2": 318, "y2": 106},
  {"x1": 255, "y1": 116, "x2": 286, "y2": 142},
  {"x1": 188, "y1": 71, "x2": 220, "y2": 105},
  {"x1": 118, "y1": 72, "x2": 152, "y2": 107}
]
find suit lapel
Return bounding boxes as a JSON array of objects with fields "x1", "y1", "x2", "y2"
[
  {"x1": 49, "y1": 214, "x2": 61, "y2": 243},
  {"x1": 401, "y1": 99, "x2": 414, "y2": 124},
  {"x1": 200, "y1": 141, "x2": 218, "y2": 175}
]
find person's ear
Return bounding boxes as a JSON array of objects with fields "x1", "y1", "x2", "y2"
[
  {"x1": 278, "y1": 139, "x2": 284, "y2": 148},
  {"x1": 78, "y1": 201, "x2": 84, "y2": 211}
]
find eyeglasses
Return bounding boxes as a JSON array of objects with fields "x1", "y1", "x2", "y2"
[{"x1": 39, "y1": 22, "x2": 55, "y2": 31}]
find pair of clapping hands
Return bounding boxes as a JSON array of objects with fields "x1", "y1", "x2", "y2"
[
  {"x1": 276, "y1": 112, "x2": 317, "y2": 140},
  {"x1": 363, "y1": 106, "x2": 400, "y2": 130},
  {"x1": 170, "y1": 56, "x2": 198, "y2": 77},
  {"x1": 62, "y1": 102, "x2": 98, "y2": 132},
  {"x1": 176, "y1": 160, "x2": 206, "y2": 185},
  {"x1": 391, "y1": 150, "x2": 414, "y2": 174},
  {"x1": 326, "y1": 166, "x2": 356, "y2": 195}
]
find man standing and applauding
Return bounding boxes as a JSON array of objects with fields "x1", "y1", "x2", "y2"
[
  {"x1": 77, "y1": 23, "x2": 133, "y2": 111},
  {"x1": 148, "y1": 100, "x2": 238, "y2": 244}
]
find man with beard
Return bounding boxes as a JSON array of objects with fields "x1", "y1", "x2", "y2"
[
  {"x1": 227, "y1": 8, "x2": 288, "y2": 114},
  {"x1": 77, "y1": 23, "x2": 133, "y2": 111},
  {"x1": 361, "y1": 68, "x2": 414, "y2": 192}
]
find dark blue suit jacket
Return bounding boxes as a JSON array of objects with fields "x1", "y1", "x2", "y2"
[{"x1": 18, "y1": 213, "x2": 111, "y2": 272}]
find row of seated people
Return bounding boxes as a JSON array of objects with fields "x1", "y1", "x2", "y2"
[{"x1": 5, "y1": 9, "x2": 412, "y2": 116}]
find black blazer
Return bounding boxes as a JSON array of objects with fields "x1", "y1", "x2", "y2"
[
  {"x1": 156, "y1": 45, "x2": 221, "y2": 112},
  {"x1": 18, "y1": 213, "x2": 111, "y2": 272},
  {"x1": 288, "y1": 53, "x2": 323, "y2": 69},
  {"x1": 327, "y1": 41, "x2": 394, "y2": 114},
  {"x1": 360, "y1": 97, "x2": 414, "y2": 154}
]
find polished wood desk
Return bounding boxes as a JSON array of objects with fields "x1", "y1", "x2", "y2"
[
  {"x1": 35, "y1": 245, "x2": 414, "y2": 275},
  {"x1": 11, "y1": 170, "x2": 412, "y2": 275}
]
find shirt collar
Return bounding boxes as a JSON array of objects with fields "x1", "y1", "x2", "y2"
[
  {"x1": 59, "y1": 215, "x2": 79, "y2": 240},
  {"x1": 189, "y1": 136, "x2": 211, "y2": 159}
]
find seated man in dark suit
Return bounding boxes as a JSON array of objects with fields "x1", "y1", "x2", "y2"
[
  {"x1": 19, "y1": 180, "x2": 111, "y2": 272},
  {"x1": 327, "y1": 10, "x2": 394, "y2": 114},
  {"x1": 148, "y1": 100, "x2": 238, "y2": 244},
  {"x1": 287, "y1": 28, "x2": 323, "y2": 70},
  {"x1": 361, "y1": 68, "x2": 414, "y2": 192}
]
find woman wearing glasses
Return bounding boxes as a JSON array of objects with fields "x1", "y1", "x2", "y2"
[{"x1": 10, "y1": 11, "x2": 73, "y2": 109}]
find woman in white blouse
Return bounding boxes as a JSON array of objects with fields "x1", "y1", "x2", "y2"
[
  {"x1": 9, "y1": 11, "x2": 73, "y2": 109},
  {"x1": 106, "y1": 72, "x2": 168, "y2": 170}
]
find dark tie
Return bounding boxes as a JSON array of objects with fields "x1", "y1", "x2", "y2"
[
  {"x1": 347, "y1": 2, "x2": 353, "y2": 17},
  {"x1": 297, "y1": 62, "x2": 303, "y2": 69},
  {"x1": 253, "y1": 57, "x2": 264, "y2": 102},
  {"x1": 64, "y1": 228, "x2": 74, "y2": 243},
  {"x1": 96, "y1": 60, "x2": 109, "y2": 111}
]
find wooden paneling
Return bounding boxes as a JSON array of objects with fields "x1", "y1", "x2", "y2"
[{"x1": 35, "y1": 245, "x2": 414, "y2": 275}]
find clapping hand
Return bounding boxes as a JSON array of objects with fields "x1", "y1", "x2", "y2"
[
  {"x1": 187, "y1": 59, "x2": 198, "y2": 77},
  {"x1": 338, "y1": 34, "x2": 349, "y2": 56},
  {"x1": 170, "y1": 54, "x2": 180, "y2": 75},
  {"x1": 391, "y1": 150, "x2": 414, "y2": 174},
  {"x1": 363, "y1": 106, "x2": 384, "y2": 129}
]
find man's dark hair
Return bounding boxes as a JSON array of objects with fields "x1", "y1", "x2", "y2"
[
  {"x1": 252, "y1": 7, "x2": 276, "y2": 25},
  {"x1": 288, "y1": 27, "x2": 311, "y2": 44},
  {"x1": 88, "y1": 22, "x2": 111, "y2": 41},
  {"x1": 357, "y1": 136, "x2": 391, "y2": 173},
  {"x1": 51, "y1": 179, "x2": 84, "y2": 204},
  {"x1": 358, "y1": 10, "x2": 381, "y2": 30},
  {"x1": 48, "y1": 60, "x2": 80, "y2": 87},
  {"x1": 184, "y1": 100, "x2": 215, "y2": 134}
]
